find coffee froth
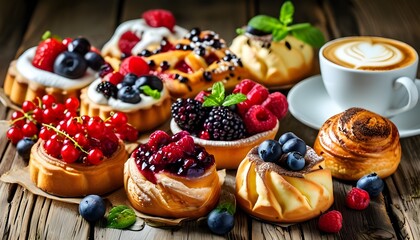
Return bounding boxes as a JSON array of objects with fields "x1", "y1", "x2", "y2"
[{"x1": 322, "y1": 37, "x2": 416, "y2": 71}]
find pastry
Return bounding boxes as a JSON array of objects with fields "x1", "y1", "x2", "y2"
[
  {"x1": 313, "y1": 107, "x2": 401, "y2": 181},
  {"x1": 230, "y1": 1, "x2": 324, "y2": 89},
  {"x1": 235, "y1": 133, "x2": 334, "y2": 223},
  {"x1": 144, "y1": 28, "x2": 251, "y2": 98},
  {"x1": 4, "y1": 33, "x2": 104, "y2": 105},
  {"x1": 29, "y1": 113, "x2": 135, "y2": 197},
  {"x1": 101, "y1": 9, "x2": 188, "y2": 62},
  {"x1": 124, "y1": 130, "x2": 221, "y2": 218},
  {"x1": 80, "y1": 56, "x2": 172, "y2": 132},
  {"x1": 170, "y1": 80, "x2": 287, "y2": 169}
]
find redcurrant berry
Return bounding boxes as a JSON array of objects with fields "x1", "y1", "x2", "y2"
[
  {"x1": 7, "y1": 126, "x2": 24, "y2": 144},
  {"x1": 42, "y1": 95, "x2": 56, "y2": 108},
  {"x1": 22, "y1": 100, "x2": 37, "y2": 112},
  {"x1": 39, "y1": 127, "x2": 54, "y2": 140},
  {"x1": 44, "y1": 138, "x2": 62, "y2": 158},
  {"x1": 87, "y1": 148, "x2": 104, "y2": 165},
  {"x1": 22, "y1": 122, "x2": 38, "y2": 137},
  {"x1": 61, "y1": 144, "x2": 81, "y2": 163},
  {"x1": 65, "y1": 97, "x2": 80, "y2": 112},
  {"x1": 110, "y1": 112, "x2": 128, "y2": 125},
  {"x1": 11, "y1": 111, "x2": 25, "y2": 127}
]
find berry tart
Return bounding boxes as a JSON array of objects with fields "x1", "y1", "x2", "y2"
[
  {"x1": 124, "y1": 130, "x2": 221, "y2": 219},
  {"x1": 4, "y1": 32, "x2": 105, "y2": 105},
  {"x1": 235, "y1": 132, "x2": 334, "y2": 223},
  {"x1": 313, "y1": 107, "x2": 401, "y2": 181},
  {"x1": 80, "y1": 55, "x2": 172, "y2": 132},
  {"x1": 230, "y1": 2, "x2": 323, "y2": 89},
  {"x1": 101, "y1": 9, "x2": 188, "y2": 62},
  {"x1": 170, "y1": 80, "x2": 288, "y2": 169},
  {"x1": 143, "y1": 28, "x2": 251, "y2": 98}
]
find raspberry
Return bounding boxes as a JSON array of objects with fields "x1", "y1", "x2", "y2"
[
  {"x1": 175, "y1": 135, "x2": 195, "y2": 154},
  {"x1": 318, "y1": 210, "x2": 343, "y2": 233},
  {"x1": 32, "y1": 37, "x2": 66, "y2": 72},
  {"x1": 142, "y1": 9, "x2": 176, "y2": 31},
  {"x1": 171, "y1": 98, "x2": 207, "y2": 133},
  {"x1": 194, "y1": 90, "x2": 210, "y2": 103},
  {"x1": 118, "y1": 31, "x2": 141, "y2": 55},
  {"x1": 203, "y1": 106, "x2": 246, "y2": 141},
  {"x1": 96, "y1": 81, "x2": 118, "y2": 99},
  {"x1": 232, "y1": 79, "x2": 256, "y2": 94},
  {"x1": 148, "y1": 130, "x2": 171, "y2": 150},
  {"x1": 119, "y1": 56, "x2": 150, "y2": 76},
  {"x1": 346, "y1": 187, "x2": 370, "y2": 210},
  {"x1": 244, "y1": 105, "x2": 277, "y2": 134},
  {"x1": 262, "y1": 92, "x2": 288, "y2": 120},
  {"x1": 103, "y1": 72, "x2": 124, "y2": 85},
  {"x1": 237, "y1": 83, "x2": 269, "y2": 116}
]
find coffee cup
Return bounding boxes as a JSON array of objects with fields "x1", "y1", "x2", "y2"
[{"x1": 319, "y1": 36, "x2": 419, "y2": 117}]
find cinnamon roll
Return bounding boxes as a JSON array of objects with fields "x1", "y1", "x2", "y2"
[{"x1": 313, "y1": 107, "x2": 401, "y2": 181}]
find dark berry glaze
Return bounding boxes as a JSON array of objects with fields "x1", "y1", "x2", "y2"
[{"x1": 132, "y1": 131, "x2": 215, "y2": 184}]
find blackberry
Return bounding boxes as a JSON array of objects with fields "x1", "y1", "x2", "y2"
[
  {"x1": 203, "y1": 106, "x2": 246, "y2": 141},
  {"x1": 171, "y1": 98, "x2": 207, "y2": 133},
  {"x1": 96, "y1": 81, "x2": 117, "y2": 99}
]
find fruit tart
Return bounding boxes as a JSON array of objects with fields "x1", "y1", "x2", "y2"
[
  {"x1": 80, "y1": 55, "x2": 172, "y2": 132},
  {"x1": 235, "y1": 132, "x2": 334, "y2": 223},
  {"x1": 170, "y1": 80, "x2": 288, "y2": 169},
  {"x1": 4, "y1": 32, "x2": 105, "y2": 105},
  {"x1": 124, "y1": 130, "x2": 221, "y2": 219},
  {"x1": 230, "y1": 1, "x2": 324, "y2": 89},
  {"x1": 313, "y1": 107, "x2": 401, "y2": 181},
  {"x1": 143, "y1": 28, "x2": 251, "y2": 98},
  {"x1": 101, "y1": 9, "x2": 188, "y2": 62}
]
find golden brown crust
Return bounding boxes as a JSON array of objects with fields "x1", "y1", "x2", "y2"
[
  {"x1": 124, "y1": 157, "x2": 220, "y2": 219},
  {"x1": 29, "y1": 140, "x2": 128, "y2": 197},
  {"x1": 4, "y1": 61, "x2": 81, "y2": 105},
  {"x1": 313, "y1": 107, "x2": 401, "y2": 180},
  {"x1": 145, "y1": 31, "x2": 252, "y2": 99},
  {"x1": 79, "y1": 88, "x2": 172, "y2": 132},
  {"x1": 235, "y1": 146, "x2": 333, "y2": 223},
  {"x1": 230, "y1": 35, "x2": 315, "y2": 89}
]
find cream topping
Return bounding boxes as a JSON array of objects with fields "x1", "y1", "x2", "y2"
[
  {"x1": 87, "y1": 78, "x2": 169, "y2": 111},
  {"x1": 16, "y1": 47, "x2": 96, "y2": 89},
  {"x1": 101, "y1": 19, "x2": 188, "y2": 56}
]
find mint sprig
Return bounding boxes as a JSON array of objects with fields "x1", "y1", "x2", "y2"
[
  {"x1": 202, "y1": 82, "x2": 246, "y2": 107},
  {"x1": 140, "y1": 85, "x2": 161, "y2": 99},
  {"x1": 237, "y1": 1, "x2": 325, "y2": 48},
  {"x1": 107, "y1": 205, "x2": 136, "y2": 229}
]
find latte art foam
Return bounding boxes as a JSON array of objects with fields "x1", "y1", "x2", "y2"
[{"x1": 323, "y1": 37, "x2": 416, "y2": 71}]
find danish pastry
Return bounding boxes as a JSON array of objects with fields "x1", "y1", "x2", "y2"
[{"x1": 313, "y1": 107, "x2": 401, "y2": 180}]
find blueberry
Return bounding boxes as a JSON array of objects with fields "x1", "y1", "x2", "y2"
[
  {"x1": 246, "y1": 25, "x2": 270, "y2": 36},
  {"x1": 286, "y1": 152, "x2": 305, "y2": 171},
  {"x1": 117, "y1": 86, "x2": 141, "y2": 103},
  {"x1": 68, "y1": 37, "x2": 91, "y2": 55},
  {"x1": 356, "y1": 173, "x2": 384, "y2": 197},
  {"x1": 53, "y1": 51, "x2": 88, "y2": 79},
  {"x1": 79, "y1": 195, "x2": 106, "y2": 222},
  {"x1": 84, "y1": 51, "x2": 105, "y2": 71},
  {"x1": 258, "y1": 140, "x2": 282, "y2": 163},
  {"x1": 282, "y1": 137, "x2": 307, "y2": 156},
  {"x1": 134, "y1": 75, "x2": 164, "y2": 91},
  {"x1": 207, "y1": 209, "x2": 235, "y2": 235},
  {"x1": 16, "y1": 137, "x2": 35, "y2": 160},
  {"x1": 121, "y1": 73, "x2": 138, "y2": 87},
  {"x1": 278, "y1": 132, "x2": 298, "y2": 145}
]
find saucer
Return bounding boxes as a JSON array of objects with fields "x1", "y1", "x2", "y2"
[{"x1": 287, "y1": 74, "x2": 420, "y2": 138}]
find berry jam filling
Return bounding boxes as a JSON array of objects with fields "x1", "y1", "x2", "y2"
[
  {"x1": 133, "y1": 130, "x2": 215, "y2": 184},
  {"x1": 174, "y1": 60, "x2": 192, "y2": 73}
]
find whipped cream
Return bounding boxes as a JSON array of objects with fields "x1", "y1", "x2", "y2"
[
  {"x1": 102, "y1": 19, "x2": 188, "y2": 56},
  {"x1": 16, "y1": 47, "x2": 96, "y2": 90},
  {"x1": 334, "y1": 41, "x2": 404, "y2": 69},
  {"x1": 87, "y1": 79, "x2": 169, "y2": 111}
]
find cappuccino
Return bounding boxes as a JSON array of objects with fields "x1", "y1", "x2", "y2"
[{"x1": 322, "y1": 36, "x2": 417, "y2": 71}]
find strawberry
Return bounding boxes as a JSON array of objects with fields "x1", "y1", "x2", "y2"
[
  {"x1": 243, "y1": 105, "x2": 277, "y2": 134},
  {"x1": 119, "y1": 56, "x2": 150, "y2": 76},
  {"x1": 118, "y1": 31, "x2": 140, "y2": 55},
  {"x1": 142, "y1": 9, "x2": 176, "y2": 31},
  {"x1": 346, "y1": 187, "x2": 370, "y2": 210},
  {"x1": 318, "y1": 210, "x2": 343, "y2": 233},
  {"x1": 262, "y1": 92, "x2": 288, "y2": 120},
  {"x1": 32, "y1": 38, "x2": 66, "y2": 72}
]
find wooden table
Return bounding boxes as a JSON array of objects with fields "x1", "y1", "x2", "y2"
[{"x1": 1, "y1": 0, "x2": 420, "y2": 239}]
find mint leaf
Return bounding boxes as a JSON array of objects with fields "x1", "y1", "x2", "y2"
[
  {"x1": 222, "y1": 93, "x2": 247, "y2": 107},
  {"x1": 292, "y1": 26, "x2": 325, "y2": 48},
  {"x1": 212, "y1": 82, "x2": 225, "y2": 102},
  {"x1": 280, "y1": 1, "x2": 294, "y2": 26},
  {"x1": 140, "y1": 85, "x2": 161, "y2": 99},
  {"x1": 202, "y1": 95, "x2": 221, "y2": 107},
  {"x1": 107, "y1": 205, "x2": 136, "y2": 229},
  {"x1": 249, "y1": 15, "x2": 281, "y2": 33},
  {"x1": 272, "y1": 28, "x2": 289, "y2": 42},
  {"x1": 216, "y1": 202, "x2": 236, "y2": 215}
]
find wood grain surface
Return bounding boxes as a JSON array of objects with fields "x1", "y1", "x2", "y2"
[{"x1": 0, "y1": 0, "x2": 419, "y2": 239}]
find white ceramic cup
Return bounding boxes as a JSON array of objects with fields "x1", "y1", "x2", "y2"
[{"x1": 319, "y1": 36, "x2": 419, "y2": 117}]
